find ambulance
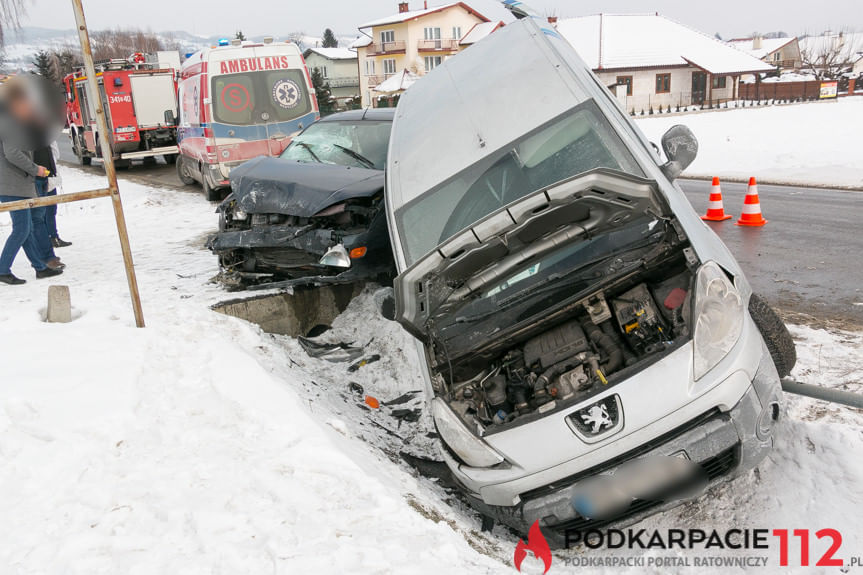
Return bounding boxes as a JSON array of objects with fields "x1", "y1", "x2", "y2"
[{"x1": 177, "y1": 38, "x2": 319, "y2": 200}]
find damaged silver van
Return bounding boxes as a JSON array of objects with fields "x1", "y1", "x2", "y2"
[{"x1": 385, "y1": 16, "x2": 795, "y2": 545}]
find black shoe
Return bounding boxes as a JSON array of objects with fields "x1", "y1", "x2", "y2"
[
  {"x1": 52, "y1": 237, "x2": 72, "y2": 248},
  {"x1": 36, "y1": 267, "x2": 63, "y2": 279},
  {"x1": 0, "y1": 274, "x2": 26, "y2": 285}
]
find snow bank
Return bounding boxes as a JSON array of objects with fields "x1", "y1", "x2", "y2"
[
  {"x1": 1, "y1": 169, "x2": 861, "y2": 573},
  {"x1": 635, "y1": 98, "x2": 863, "y2": 188}
]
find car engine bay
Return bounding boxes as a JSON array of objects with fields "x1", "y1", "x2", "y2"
[{"x1": 443, "y1": 263, "x2": 694, "y2": 433}]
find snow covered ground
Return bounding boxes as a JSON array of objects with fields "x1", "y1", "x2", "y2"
[
  {"x1": 0, "y1": 169, "x2": 861, "y2": 573},
  {"x1": 635, "y1": 97, "x2": 863, "y2": 189}
]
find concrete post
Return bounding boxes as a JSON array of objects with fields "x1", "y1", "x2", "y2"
[{"x1": 46, "y1": 285, "x2": 72, "y2": 323}]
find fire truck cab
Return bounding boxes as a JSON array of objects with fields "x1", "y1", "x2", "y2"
[
  {"x1": 177, "y1": 38, "x2": 319, "y2": 201},
  {"x1": 64, "y1": 52, "x2": 181, "y2": 168}
]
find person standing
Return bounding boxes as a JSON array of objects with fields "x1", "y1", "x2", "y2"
[
  {"x1": 0, "y1": 77, "x2": 63, "y2": 285},
  {"x1": 40, "y1": 141, "x2": 72, "y2": 248},
  {"x1": 31, "y1": 142, "x2": 66, "y2": 270}
]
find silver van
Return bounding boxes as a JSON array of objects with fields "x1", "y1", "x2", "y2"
[{"x1": 384, "y1": 17, "x2": 794, "y2": 546}]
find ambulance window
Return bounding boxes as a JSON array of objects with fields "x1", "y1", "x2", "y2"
[
  {"x1": 212, "y1": 75, "x2": 256, "y2": 125},
  {"x1": 264, "y1": 69, "x2": 312, "y2": 122}
]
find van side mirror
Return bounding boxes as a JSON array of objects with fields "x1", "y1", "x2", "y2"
[
  {"x1": 660, "y1": 125, "x2": 698, "y2": 181},
  {"x1": 164, "y1": 110, "x2": 176, "y2": 125}
]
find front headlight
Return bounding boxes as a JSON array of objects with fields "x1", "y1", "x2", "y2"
[
  {"x1": 693, "y1": 261, "x2": 744, "y2": 380},
  {"x1": 431, "y1": 398, "x2": 504, "y2": 468}
]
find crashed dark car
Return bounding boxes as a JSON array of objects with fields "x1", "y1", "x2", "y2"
[{"x1": 209, "y1": 108, "x2": 396, "y2": 289}]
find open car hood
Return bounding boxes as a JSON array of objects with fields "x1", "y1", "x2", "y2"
[
  {"x1": 227, "y1": 157, "x2": 384, "y2": 217},
  {"x1": 392, "y1": 169, "x2": 673, "y2": 340}
]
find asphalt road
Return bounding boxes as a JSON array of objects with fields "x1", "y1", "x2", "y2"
[{"x1": 57, "y1": 137, "x2": 863, "y2": 327}]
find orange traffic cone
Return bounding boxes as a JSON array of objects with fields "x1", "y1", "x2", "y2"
[
  {"x1": 701, "y1": 177, "x2": 733, "y2": 221},
  {"x1": 736, "y1": 177, "x2": 768, "y2": 227}
]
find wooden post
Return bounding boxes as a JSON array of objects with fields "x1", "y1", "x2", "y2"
[{"x1": 70, "y1": 0, "x2": 145, "y2": 328}]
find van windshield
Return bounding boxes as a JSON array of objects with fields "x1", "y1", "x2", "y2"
[
  {"x1": 395, "y1": 100, "x2": 645, "y2": 265},
  {"x1": 211, "y1": 69, "x2": 312, "y2": 126}
]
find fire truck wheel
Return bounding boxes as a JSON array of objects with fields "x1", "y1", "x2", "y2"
[
  {"x1": 165, "y1": 154, "x2": 177, "y2": 165},
  {"x1": 73, "y1": 139, "x2": 91, "y2": 166},
  {"x1": 176, "y1": 156, "x2": 196, "y2": 185}
]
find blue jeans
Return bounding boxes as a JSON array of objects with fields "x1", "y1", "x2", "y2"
[
  {"x1": 0, "y1": 195, "x2": 47, "y2": 275},
  {"x1": 32, "y1": 178, "x2": 57, "y2": 262}
]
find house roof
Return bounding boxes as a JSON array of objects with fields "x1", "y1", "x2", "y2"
[
  {"x1": 358, "y1": 2, "x2": 488, "y2": 31},
  {"x1": 727, "y1": 37, "x2": 797, "y2": 59},
  {"x1": 799, "y1": 32, "x2": 863, "y2": 62},
  {"x1": 556, "y1": 14, "x2": 775, "y2": 75},
  {"x1": 459, "y1": 21, "x2": 504, "y2": 45},
  {"x1": 373, "y1": 69, "x2": 421, "y2": 93},
  {"x1": 304, "y1": 47, "x2": 357, "y2": 60},
  {"x1": 348, "y1": 36, "x2": 373, "y2": 49}
]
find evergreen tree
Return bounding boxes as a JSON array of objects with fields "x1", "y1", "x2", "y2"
[
  {"x1": 235, "y1": 30, "x2": 246, "y2": 41},
  {"x1": 33, "y1": 49, "x2": 54, "y2": 81},
  {"x1": 311, "y1": 67, "x2": 334, "y2": 115},
  {"x1": 322, "y1": 28, "x2": 338, "y2": 48}
]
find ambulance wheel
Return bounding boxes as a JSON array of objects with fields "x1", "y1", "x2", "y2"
[
  {"x1": 203, "y1": 179, "x2": 221, "y2": 202},
  {"x1": 176, "y1": 156, "x2": 196, "y2": 185}
]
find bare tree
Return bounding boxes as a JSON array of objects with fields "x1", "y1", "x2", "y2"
[
  {"x1": 89, "y1": 27, "x2": 170, "y2": 61},
  {"x1": 0, "y1": 0, "x2": 27, "y2": 45},
  {"x1": 801, "y1": 30, "x2": 863, "y2": 80}
]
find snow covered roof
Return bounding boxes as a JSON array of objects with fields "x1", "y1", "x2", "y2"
[
  {"x1": 727, "y1": 37, "x2": 797, "y2": 59},
  {"x1": 359, "y1": 2, "x2": 488, "y2": 31},
  {"x1": 349, "y1": 36, "x2": 373, "y2": 49},
  {"x1": 556, "y1": 14, "x2": 775, "y2": 75},
  {"x1": 373, "y1": 69, "x2": 421, "y2": 93},
  {"x1": 799, "y1": 32, "x2": 863, "y2": 61},
  {"x1": 304, "y1": 47, "x2": 357, "y2": 60},
  {"x1": 459, "y1": 21, "x2": 504, "y2": 45}
]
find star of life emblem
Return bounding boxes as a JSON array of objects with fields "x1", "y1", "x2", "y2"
[{"x1": 272, "y1": 79, "x2": 301, "y2": 109}]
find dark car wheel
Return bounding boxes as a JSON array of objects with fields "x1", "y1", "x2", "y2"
[
  {"x1": 203, "y1": 178, "x2": 222, "y2": 202},
  {"x1": 176, "y1": 155, "x2": 196, "y2": 185},
  {"x1": 749, "y1": 293, "x2": 796, "y2": 378}
]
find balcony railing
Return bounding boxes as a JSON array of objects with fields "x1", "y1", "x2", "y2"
[
  {"x1": 367, "y1": 41, "x2": 407, "y2": 55},
  {"x1": 326, "y1": 77, "x2": 360, "y2": 88},
  {"x1": 417, "y1": 38, "x2": 460, "y2": 52}
]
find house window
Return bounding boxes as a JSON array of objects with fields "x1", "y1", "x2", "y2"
[
  {"x1": 424, "y1": 27, "x2": 441, "y2": 40},
  {"x1": 316, "y1": 66, "x2": 329, "y2": 79},
  {"x1": 712, "y1": 76, "x2": 727, "y2": 89},
  {"x1": 616, "y1": 75, "x2": 633, "y2": 96},
  {"x1": 452, "y1": 26, "x2": 462, "y2": 40},
  {"x1": 773, "y1": 52, "x2": 781, "y2": 61},
  {"x1": 655, "y1": 73, "x2": 671, "y2": 94},
  {"x1": 383, "y1": 58, "x2": 397, "y2": 75},
  {"x1": 365, "y1": 59, "x2": 375, "y2": 75},
  {"x1": 380, "y1": 30, "x2": 395, "y2": 44},
  {"x1": 424, "y1": 56, "x2": 442, "y2": 71}
]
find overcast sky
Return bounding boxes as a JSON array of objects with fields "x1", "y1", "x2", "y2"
[{"x1": 18, "y1": 0, "x2": 862, "y2": 40}]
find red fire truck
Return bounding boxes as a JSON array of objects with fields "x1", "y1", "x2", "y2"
[{"x1": 63, "y1": 52, "x2": 181, "y2": 168}]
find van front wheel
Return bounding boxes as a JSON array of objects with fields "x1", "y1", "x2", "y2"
[{"x1": 749, "y1": 293, "x2": 796, "y2": 378}]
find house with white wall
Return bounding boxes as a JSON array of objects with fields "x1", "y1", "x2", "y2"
[
  {"x1": 556, "y1": 14, "x2": 774, "y2": 114},
  {"x1": 303, "y1": 47, "x2": 360, "y2": 109}
]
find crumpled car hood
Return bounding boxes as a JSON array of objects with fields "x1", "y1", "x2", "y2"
[{"x1": 226, "y1": 156, "x2": 384, "y2": 217}]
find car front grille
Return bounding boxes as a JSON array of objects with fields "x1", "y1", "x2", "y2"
[{"x1": 546, "y1": 444, "x2": 740, "y2": 536}]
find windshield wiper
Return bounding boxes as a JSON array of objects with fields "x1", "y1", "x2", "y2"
[
  {"x1": 333, "y1": 144, "x2": 375, "y2": 169},
  {"x1": 295, "y1": 142, "x2": 321, "y2": 163}
]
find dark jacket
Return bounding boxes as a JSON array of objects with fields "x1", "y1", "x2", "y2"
[{"x1": 0, "y1": 107, "x2": 42, "y2": 199}]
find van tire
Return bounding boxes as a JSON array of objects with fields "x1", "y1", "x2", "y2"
[
  {"x1": 203, "y1": 178, "x2": 221, "y2": 202},
  {"x1": 749, "y1": 293, "x2": 796, "y2": 378},
  {"x1": 176, "y1": 156, "x2": 196, "y2": 185}
]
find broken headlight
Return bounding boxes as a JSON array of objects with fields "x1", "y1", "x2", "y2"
[
  {"x1": 692, "y1": 261, "x2": 744, "y2": 380},
  {"x1": 432, "y1": 398, "x2": 504, "y2": 468}
]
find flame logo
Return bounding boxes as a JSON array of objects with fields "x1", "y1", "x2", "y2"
[{"x1": 513, "y1": 520, "x2": 553, "y2": 573}]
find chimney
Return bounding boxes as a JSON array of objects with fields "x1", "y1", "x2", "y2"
[
  {"x1": 424, "y1": 1, "x2": 428, "y2": 8},
  {"x1": 399, "y1": 2, "x2": 409, "y2": 13},
  {"x1": 547, "y1": 16, "x2": 558, "y2": 25},
  {"x1": 753, "y1": 36, "x2": 762, "y2": 50}
]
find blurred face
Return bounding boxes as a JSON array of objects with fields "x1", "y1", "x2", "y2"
[{"x1": 9, "y1": 95, "x2": 36, "y2": 122}]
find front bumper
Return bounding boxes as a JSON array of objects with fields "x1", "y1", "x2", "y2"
[{"x1": 446, "y1": 323, "x2": 783, "y2": 546}]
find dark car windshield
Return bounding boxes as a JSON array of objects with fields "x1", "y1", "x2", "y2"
[
  {"x1": 211, "y1": 69, "x2": 312, "y2": 126},
  {"x1": 396, "y1": 100, "x2": 645, "y2": 265},
  {"x1": 281, "y1": 120, "x2": 392, "y2": 170}
]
